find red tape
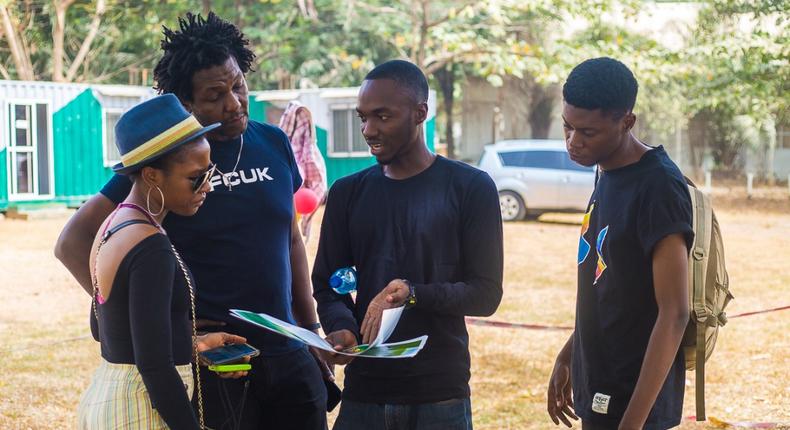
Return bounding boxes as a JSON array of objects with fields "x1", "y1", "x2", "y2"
[
  {"x1": 465, "y1": 317, "x2": 572, "y2": 331},
  {"x1": 728, "y1": 305, "x2": 790, "y2": 319},
  {"x1": 466, "y1": 305, "x2": 790, "y2": 332},
  {"x1": 685, "y1": 416, "x2": 789, "y2": 428}
]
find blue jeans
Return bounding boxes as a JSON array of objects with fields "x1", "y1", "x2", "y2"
[{"x1": 333, "y1": 397, "x2": 472, "y2": 430}]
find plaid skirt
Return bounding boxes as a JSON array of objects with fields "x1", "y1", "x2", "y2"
[{"x1": 77, "y1": 359, "x2": 194, "y2": 429}]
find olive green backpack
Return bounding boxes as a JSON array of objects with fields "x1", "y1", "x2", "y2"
[{"x1": 682, "y1": 179, "x2": 734, "y2": 421}]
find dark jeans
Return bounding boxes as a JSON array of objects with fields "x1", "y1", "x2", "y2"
[
  {"x1": 582, "y1": 421, "x2": 617, "y2": 430},
  {"x1": 583, "y1": 420, "x2": 680, "y2": 430},
  {"x1": 333, "y1": 398, "x2": 472, "y2": 430},
  {"x1": 195, "y1": 347, "x2": 327, "y2": 430}
]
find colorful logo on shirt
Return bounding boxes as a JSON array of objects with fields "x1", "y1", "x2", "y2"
[
  {"x1": 579, "y1": 202, "x2": 610, "y2": 284},
  {"x1": 578, "y1": 202, "x2": 595, "y2": 265},
  {"x1": 594, "y1": 225, "x2": 609, "y2": 285}
]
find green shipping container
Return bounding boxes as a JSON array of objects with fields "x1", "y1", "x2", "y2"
[
  {"x1": 1, "y1": 81, "x2": 435, "y2": 211},
  {"x1": 1, "y1": 81, "x2": 153, "y2": 210},
  {"x1": 251, "y1": 87, "x2": 437, "y2": 187}
]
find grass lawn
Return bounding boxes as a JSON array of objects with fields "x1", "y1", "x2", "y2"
[{"x1": 1, "y1": 187, "x2": 788, "y2": 429}]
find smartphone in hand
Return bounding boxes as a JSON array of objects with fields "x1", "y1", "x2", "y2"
[{"x1": 199, "y1": 343, "x2": 260, "y2": 365}]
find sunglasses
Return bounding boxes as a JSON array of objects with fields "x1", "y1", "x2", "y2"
[{"x1": 191, "y1": 163, "x2": 217, "y2": 193}]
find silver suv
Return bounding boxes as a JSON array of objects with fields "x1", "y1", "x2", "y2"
[{"x1": 478, "y1": 139, "x2": 595, "y2": 221}]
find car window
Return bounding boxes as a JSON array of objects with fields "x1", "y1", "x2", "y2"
[
  {"x1": 499, "y1": 150, "x2": 565, "y2": 170},
  {"x1": 498, "y1": 151, "x2": 523, "y2": 167}
]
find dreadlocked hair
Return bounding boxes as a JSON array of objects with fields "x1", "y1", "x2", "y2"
[{"x1": 153, "y1": 12, "x2": 255, "y2": 101}]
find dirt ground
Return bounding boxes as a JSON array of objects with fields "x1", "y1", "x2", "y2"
[{"x1": 1, "y1": 186, "x2": 788, "y2": 429}]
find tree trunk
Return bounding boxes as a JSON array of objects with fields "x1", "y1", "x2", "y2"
[
  {"x1": 297, "y1": 0, "x2": 318, "y2": 20},
  {"x1": 528, "y1": 83, "x2": 555, "y2": 139},
  {"x1": 0, "y1": 4, "x2": 35, "y2": 80},
  {"x1": 414, "y1": 0, "x2": 428, "y2": 68},
  {"x1": 234, "y1": 0, "x2": 244, "y2": 28},
  {"x1": 0, "y1": 62, "x2": 10, "y2": 80},
  {"x1": 202, "y1": 0, "x2": 212, "y2": 16},
  {"x1": 767, "y1": 121, "x2": 777, "y2": 184},
  {"x1": 52, "y1": 1, "x2": 73, "y2": 82},
  {"x1": 435, "y1": 64, "x2": 456, "y2": 159},
  {"x1": 688, "y1": 111, "x2": 705, "y2": 178},
  {"x1": 64, "y1": 0, "x2": 106, "y2": 82}
]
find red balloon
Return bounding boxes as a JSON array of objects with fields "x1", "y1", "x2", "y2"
[{"x1": 294, "y1": 187, "x2": 320, "y2": 214}]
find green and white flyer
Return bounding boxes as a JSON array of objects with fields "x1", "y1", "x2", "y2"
[{"x1": 229, "y1": 306, "x2": 427, "y2": 359}]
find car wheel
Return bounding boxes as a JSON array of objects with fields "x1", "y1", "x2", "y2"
[{"x1": 499, "y1": 191, "x2": 526, "y2": 221}]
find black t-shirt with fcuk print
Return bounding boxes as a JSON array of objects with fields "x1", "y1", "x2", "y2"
[{"x1": 572, "y1": 146, "x2": 694, "y2": 430}]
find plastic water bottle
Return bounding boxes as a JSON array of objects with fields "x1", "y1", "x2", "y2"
[{"x1": 330, "y1": 267, "x2": 357, "y2": 294}]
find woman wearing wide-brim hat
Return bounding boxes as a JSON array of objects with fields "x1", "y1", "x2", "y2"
[{"x1": 77, "y1": 94, "x2": 246, "y2": 430}]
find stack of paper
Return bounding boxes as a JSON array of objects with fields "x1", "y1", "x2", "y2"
[{"x1": 229, "y1": 306, "x2": 427, "y2": 359}]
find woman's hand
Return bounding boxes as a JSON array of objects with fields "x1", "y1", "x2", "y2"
[{"x1": 195, "y1": 332, "x2": 250, "y2": 379}]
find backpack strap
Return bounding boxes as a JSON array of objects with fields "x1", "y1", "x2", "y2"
[
  {"x1": 688, "y1": 184, "x2": 713, "y2": 421},
  {"x1": 696, "y1": 310, "x2": 707, "y2": 420}
]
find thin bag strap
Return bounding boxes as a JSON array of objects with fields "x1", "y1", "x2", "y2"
[
  {"x1": 169, "y1": 244, "x2": 206, "y2": 430},
  {"x1": 98, "y1": 207, "x2": 123, "y2": 238}
]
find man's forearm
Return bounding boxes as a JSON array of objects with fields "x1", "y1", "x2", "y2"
[
  {"x1": 413, "y1": 277, "x2": 502, "y2": 317},
  {"x1": 55, "y1": 193, "x2": 118, "y2": 295},
  {"x1": 620, "y1": 312, "x2": 687, "y2": 429},
  {"x1": 557, "y1": 332, "x2": 574, "y2": 363},
  {"x1": 55, "y1": 240, "x2": 94, "y2": 295},
  {"x1": 55, "y1": 213, "x2": 102, "y2": 295},
  {"x1": 621, "y1": 233, "x2": 691, "y2": 428},
  {"x1": 290, "y1": 229, "x2": 318, "y2": 328}
]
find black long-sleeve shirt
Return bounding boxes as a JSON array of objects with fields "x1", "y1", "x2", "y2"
[
  {"x1": 93, "y1": 233, "x2": 199, "y2": 429},
  {"x1": 312, "y1": 156, "x2": 504, "y2": 404}
]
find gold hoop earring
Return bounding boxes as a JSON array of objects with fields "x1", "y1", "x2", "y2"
[{"x1": 146, "y1": 185, "x2": 165, "y2": 216}]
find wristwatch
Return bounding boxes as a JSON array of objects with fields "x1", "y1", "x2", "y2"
[
  {"x1": 402, "y1": 279, "x2": 417, "y2": 308},
  {"x1": 301, "y1": 322, "x2": 321, "y2": 331}
]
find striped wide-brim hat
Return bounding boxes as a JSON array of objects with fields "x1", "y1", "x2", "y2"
[{"x1": 112, "y1": 93, "x2": 220, "y2": 174}]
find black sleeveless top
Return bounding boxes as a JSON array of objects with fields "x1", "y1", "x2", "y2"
[{"x1": 92, "y1": 231, "x2": 199, "y2": 429}]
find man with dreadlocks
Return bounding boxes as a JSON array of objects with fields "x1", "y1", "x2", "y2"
[{"x1": 55, "y1": 12, "x2": 328, "y2": 430}]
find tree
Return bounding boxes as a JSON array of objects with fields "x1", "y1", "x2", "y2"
[
  {"x1": 52, "y1": 0, "x2": 107, "y2": 82},
  {"x1": 368, "y1": 0, "x2": 647, "y2": 150},
  {"x1": 0, "y1": 0, "x2": 36, "y2": 80},
  {"x1": 433, "y1": 63, "x2": 458, "y2": 155},
  {"x1": 681, "y1": 0, "x2": 788, "y2": 175},
  {"x1": 339, "y1": 0, "x2": 566, "y2": 157},
  {"x1": 0, "y1": 0, "x2": 188, "y2": 83},
  {"x1": 684, "y1": 1, "x2": 788, "y2": 124},
  {"x1": 204, "y1": 1, "x2": 509, "y2": 156},
  {"x1": 527, "y1": 82, "x2": 557, "y2": 139}
]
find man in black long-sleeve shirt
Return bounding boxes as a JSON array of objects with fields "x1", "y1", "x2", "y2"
[{"x1": 312, "y1": 60, "x2": 504, "y2": 429}]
